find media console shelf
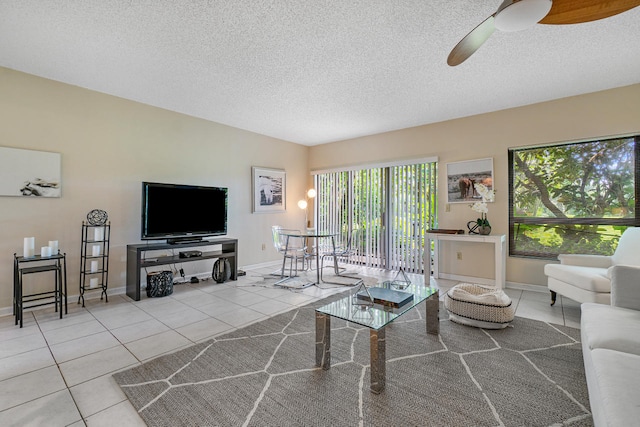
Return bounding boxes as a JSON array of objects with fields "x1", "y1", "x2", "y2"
[{"x1": 126, "y1": 238, "x2": 238, "y2": 301}]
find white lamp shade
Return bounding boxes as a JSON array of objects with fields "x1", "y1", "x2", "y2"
[
  {"x1": 307, "y1": 189, "x2": 316, "y2": 198},
  {"x1": 297, "y1": 200, "x2": 308, "y2": 210}
]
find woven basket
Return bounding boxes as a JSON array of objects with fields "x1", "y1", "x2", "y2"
[
  {"x1": 146, "y1": 271, "x2": 174, "y2": 298},
  {"x1": 444, "y1": 283, "x2": 514, "y2": 328}
]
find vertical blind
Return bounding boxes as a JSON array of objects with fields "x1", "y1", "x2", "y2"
[
  {"x1": 314, "y1": 161, "x2": 437, "y2": 273},
  {"x1": 388, "y1": 163, "x2": 438, "y2": 273}
]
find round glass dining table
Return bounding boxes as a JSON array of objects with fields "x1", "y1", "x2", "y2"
[{"x1": 279, "y1": 230, "x2": 337, "y2": 285}]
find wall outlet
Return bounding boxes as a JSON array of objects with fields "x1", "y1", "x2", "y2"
[
  {"x1": 445, "y1": 203, "x2": 451, "y2": 212},
  {"x1": 456, "y1": 251, "x2": 462, "y2": 260},
  {"x1": 261, "y1": 243, "x2": 266, "y2": 250}
]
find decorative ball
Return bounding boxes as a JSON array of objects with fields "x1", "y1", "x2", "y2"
[{"x1": 87, "y1": 209, "x2": 108, "y2": 226}]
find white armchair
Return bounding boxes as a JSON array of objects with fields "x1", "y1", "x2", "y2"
[{"x1": 544, "y1": 227, "x2": 640, "y2": 306}]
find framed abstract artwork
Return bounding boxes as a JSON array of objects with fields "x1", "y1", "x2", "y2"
[
  {"x1": 0, "y1": 146, "x2": 61, "y2": 197},
  {"x1": 252, "y1": 166, "x2": 286, "y2": 213}
]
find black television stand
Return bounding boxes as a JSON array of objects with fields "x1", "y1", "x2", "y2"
[{"x1": 126, "y1": 238, "x2": 238, "y2": 301}]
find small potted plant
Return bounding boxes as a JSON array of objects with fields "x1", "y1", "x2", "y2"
[{"x1": 469, "y1": 183, "x2": 494, "y2": 235}]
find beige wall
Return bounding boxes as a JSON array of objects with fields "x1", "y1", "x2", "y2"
[
  {"x1": 310, "y1": 84, "x2": 640, "y2": 287},
  {"x1": 2, "y1": 66, "x2": 638, "y2": 314},
  {"x1": 0, "y1": 68, "x2": 310, "y2": 314}
]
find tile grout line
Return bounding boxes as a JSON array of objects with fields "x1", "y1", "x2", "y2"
[{"x1": 0, "y1": 266, "x2": 576, "y2": 426}]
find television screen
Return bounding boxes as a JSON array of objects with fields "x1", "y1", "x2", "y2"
[{"x1": 141, "y1": 182, "x2": 228, "y2": 242}]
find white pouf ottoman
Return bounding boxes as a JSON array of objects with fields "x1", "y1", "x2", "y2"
[{"x1": 444, "y1": 283, "x2": 515, "y2": 329}]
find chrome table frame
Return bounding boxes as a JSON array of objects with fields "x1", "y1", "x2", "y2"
[{"x1": 315, "y1": 283, "x2": 439, "y2": 393}]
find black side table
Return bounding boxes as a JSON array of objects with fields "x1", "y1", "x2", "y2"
[{"x1": 13, "y1": 252, "x2": 68, "y2": 328}]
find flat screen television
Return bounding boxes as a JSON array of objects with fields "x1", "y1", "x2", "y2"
[{"x1": 141, "y1": 181, "x2": 228, "y2": 243}]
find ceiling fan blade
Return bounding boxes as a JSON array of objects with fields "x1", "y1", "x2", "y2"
[
  {"x1": 539, "y1": 0, "x2": 640, "y2": 24},
  {"x1": 447, "y1": 15, "x2": 496, "y2": 66}
]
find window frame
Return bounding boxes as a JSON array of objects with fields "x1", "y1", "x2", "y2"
[{"x1": 508, "y1": 135, "x2": 640, "y2": 259}]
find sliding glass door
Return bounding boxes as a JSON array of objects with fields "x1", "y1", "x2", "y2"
[
  {"x1": 315, "y1": 169, "x2": 386, "y2": 269},
  {"x1": 388, "y1": 163, "x2": 438, "y2": 272},
  {"x1": 314, "y1": 161, "x2": 437, "y2": 273}
]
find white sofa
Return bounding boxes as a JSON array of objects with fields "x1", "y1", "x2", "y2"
[
  {"x1": 581, "y1": 265, "x2": 640, "y2": 426},
  {"x1": 544, "y1": 227, "x2": 640, "y2": 306}
]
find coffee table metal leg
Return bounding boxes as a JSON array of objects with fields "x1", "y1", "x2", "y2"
[
  {"x1": 370, "y1": 327, "x2": 386, "y2": 393},
  {"x1": 426, "y1": 290, "x2": 439, "y2": 335},
  {"x1": 315, "y1": 312, "x2": 331, "y2": 369}
]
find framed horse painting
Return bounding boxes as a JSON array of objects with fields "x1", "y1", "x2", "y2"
[
  {"x1": 446, "y1": 158, "x2": 493, "y2": 203},
  {"x1": 252, "y1": 166, "x2": 286, "y2": 213}
]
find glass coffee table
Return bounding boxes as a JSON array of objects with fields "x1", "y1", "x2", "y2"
[{"x1": 315, "y1": 282, "x2": 439, "y2": 393}]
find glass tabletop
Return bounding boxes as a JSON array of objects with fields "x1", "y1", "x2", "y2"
[
  {"x1": 280, "y1": 230, "x2": 337, "y2": 238},
  {"x1": 315, "y1": 282, "x2": 438, "y2": 330}
]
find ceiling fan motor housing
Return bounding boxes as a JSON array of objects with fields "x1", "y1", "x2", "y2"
[{"x1": 494, "y1": 0, "x2": 553, "y2": 31}]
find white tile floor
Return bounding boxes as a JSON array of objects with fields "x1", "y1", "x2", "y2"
[{"x1": 0, "y1": 264, "x2": 582, "y2": 426}]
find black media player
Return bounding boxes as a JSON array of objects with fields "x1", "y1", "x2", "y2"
[{"x1": 179, "y1": 250, "x2": 203, "y2": 258}]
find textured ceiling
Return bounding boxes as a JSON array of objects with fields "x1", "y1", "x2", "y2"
[{"x1": 1, "y1": 1, "x2": 639, "y2": 146}]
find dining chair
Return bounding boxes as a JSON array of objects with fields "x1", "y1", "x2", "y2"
[
  {"x1": 319, "y1": 228, "x2": 361, "y2": 283},
  {"x1": 271, "y1": 225, "x2": 310, "y2": 279}
]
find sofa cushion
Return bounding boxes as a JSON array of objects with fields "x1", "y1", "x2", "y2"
[
  {"x1": 544, "y1": 264, "x2": 610, "y2": 293},
  {"x1": 589, "y1": 349, "x2": 640, "y2": 427},
  {"x1": 581, "y1": 303, "x2": 640, "y2": 356}
]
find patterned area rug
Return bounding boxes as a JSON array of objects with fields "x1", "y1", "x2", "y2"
[
  {"x1": 256, "y1": 268, "x2": 369, "y2": 289},
  {"x1": 114, "y1": 294, "x2": 592, "y2": 426}
]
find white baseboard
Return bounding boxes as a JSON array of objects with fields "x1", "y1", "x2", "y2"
[
  {"x1": 0, "y1": 285, "x2": 129, "y2": 319},
  {"x1": 240, "y1": 260, "x2": 281, "y2": 270},
  {"x1": 0, "y1": 262, "x2": 276, "y2": 318},
  {"x1": 0, "y1": 306, "x2": 13, "y2": 318},
  {"x1": 0, "y1": 268, "x2": 548, "y2": 319},
  {"x1": 505, "y1": 281, "x2": 548, "y2": 293}
]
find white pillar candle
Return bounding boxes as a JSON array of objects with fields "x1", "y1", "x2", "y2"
[
  {"x1": 90, "y1": 278, "x2": 99, "y2": 288},
  {"x1": 48, "y1": 240, "x2": 58, "y2": 254},
  {"x1": 41, "y1": 246, "x2": 52, "y2": 257},
  {"x1": 92, "y1": 245, "x2": 101, "y2": 256},
  {"x1": 23, "y1": 237, "x2": 35, "y2": 258},
  {"x1": 94, "y1": 227, "x2": 104, "y2": 241},
  {"x1": 90, "y1": 260, "x2": 99, "y2": 273}
]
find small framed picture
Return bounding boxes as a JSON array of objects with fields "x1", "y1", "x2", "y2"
[
  {"x1": 252, "y1": 167, "x2": 286, "y2": 213},
  {"x1": 446, "y1": 158, "x2": 493, "y2": 203}
]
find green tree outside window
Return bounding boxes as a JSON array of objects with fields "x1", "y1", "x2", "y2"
[{"x1": 509, "y1": 135, "x2": 639, "y2": 258}]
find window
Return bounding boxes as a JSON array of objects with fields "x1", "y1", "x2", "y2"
[
  {"x1": 509, "y1": 135, "x2": 640, "y2": 258},
  {"x1": 314, "y1": 160, "x2": 437, "y2": 273}
]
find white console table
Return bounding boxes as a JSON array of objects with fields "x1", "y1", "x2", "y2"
[{"x1": 425, "y1": 233, "x2": 506, "y2": 289}]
